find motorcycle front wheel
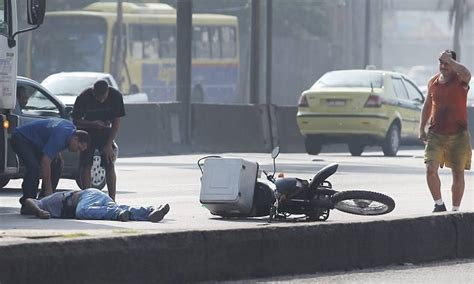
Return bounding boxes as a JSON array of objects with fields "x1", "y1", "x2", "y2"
[{"x1": 331, "y1": 190, "x2": 395, "y2": 215}]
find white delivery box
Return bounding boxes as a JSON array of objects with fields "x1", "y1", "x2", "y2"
[{"x1": 200, "y1": 158, "x2": 259, "y2": 216}]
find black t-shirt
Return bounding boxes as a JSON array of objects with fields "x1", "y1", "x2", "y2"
[{"x1": 71, "y1": 87, "x2": 125, "y2": 126}]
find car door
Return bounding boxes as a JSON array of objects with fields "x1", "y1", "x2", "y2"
[
  {"x1": 402, "y1": 77, "x2": 425, "y2": 138},
  {"x1": 390, "y1": 76, "x2": 416, "y2": 138}
]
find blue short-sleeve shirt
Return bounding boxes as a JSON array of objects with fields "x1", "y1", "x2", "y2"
[{"x1": 15, "y1": 118, "x2": 76, "y2": 159}]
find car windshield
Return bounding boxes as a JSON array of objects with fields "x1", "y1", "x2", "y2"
[
  {"x1": 312, "y1": 71, "x2": 384, "y2": 89},
  {"x1": 42, "y1": 76, "x2": 97, "y2": 96}
]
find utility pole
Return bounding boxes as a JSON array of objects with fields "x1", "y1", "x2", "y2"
[
  {"x1": 364, "y1": 0, "x2": 371, "y2": 68},
  {"x1": 176, "y1": 0, "x2": 192, "y2": 144},
  {"x1": 265, "y1": 0, "x2": 274, "y2": 150},
  {"x1": 249, "y1": 0, "x2": 260, "y2": 104},
  {"x1": 111, "y1": 0, "x2": 124, "y2": 87},
  {"x1": 265, "y1": 0, "x2": 272, "y2": 106}
]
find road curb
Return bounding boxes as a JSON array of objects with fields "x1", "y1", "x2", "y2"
[{"x1": 1, "y1": 213, "x2": 473, "y2": 283}]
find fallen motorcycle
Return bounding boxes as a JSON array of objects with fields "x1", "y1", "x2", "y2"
[{"x1": 198, "y1": 147, "x2": 395, "y2": 222}]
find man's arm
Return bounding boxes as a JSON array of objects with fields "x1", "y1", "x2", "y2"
[
  {"x1": 24, "y1": 198, "x2": 50, "y2": 219},
  {"x1": 441, "y1": 52, "x2": 471, "y2": 84},
  {"x1": 72, "y1": 90, "x2": 107, "y2": 130},
  {"x1": 40, "y1": 155, "x2": 54, "y2": 196},
  {"x1": 418, "y1": 88, "x2": 433, "y2": 143},
  {"x1": 73, "y1": 118, "x2": 107, "y2": 130}
]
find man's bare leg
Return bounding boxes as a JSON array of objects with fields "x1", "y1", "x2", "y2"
[
  {"x1": 451, "y1": 169, "x2": 465, "y2": 207},
  {"x1": 24, "y1": 198, "x2": 50, "y2": 219},
  {"x1": 426, "y1": 161, "x2": 442, "y2": 201},
  {"x1": 105, "y1": 163, "x2": 116, "y2": 201}
]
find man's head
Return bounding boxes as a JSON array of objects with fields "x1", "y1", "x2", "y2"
[
  {"x1": 68, "y1": 130, "x2": 90, "y2": 152},
  {"x1": 438, "y1": 49, "x2": 457, "y2": 77},
  {"x1": 93, "y1": 80, "x2": 109, "y2": 102},
  {"x1": 17, "y1": 86, "x2": 30, "y2": 109}
]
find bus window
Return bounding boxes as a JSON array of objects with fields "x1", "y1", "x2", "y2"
[
  {"x1": 142, "y1": 25, "x2": 159, "y2": 60},
  {"x1": 129, "y1": 24, "x2": 159, "y2": 60},
  {"x1": 0, "y1": 2, "x2": 7, "y2": 35},
  {"x1": 209, "y1": 27, "x2": 221, "y2": 59},
  {"x1": 221, "y1": 26, "x2": 236, "y2": 58},
  {"x1": 129, "y1": 25, "x2": 144, "y2": 60},
  {"x1": 130, "y1": 24, "x2": 175, "y2": 60},
  {"x1": 158, "y1": 25, "x2": 175, "y2": 58},
  {"x1": 193, "y1": 26, "x2": 211, "y2": 59}
]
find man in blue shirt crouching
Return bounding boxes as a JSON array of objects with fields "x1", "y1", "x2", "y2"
[{"x1": 10, "y1": 118, "x2": 90, "y2": 214}]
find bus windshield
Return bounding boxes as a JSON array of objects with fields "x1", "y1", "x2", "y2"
[{"x1": 31, "y1": 16, "x2": 107, "y2": 80}]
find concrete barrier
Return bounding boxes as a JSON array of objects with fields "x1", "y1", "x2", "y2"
[
  {"x1": 115, "y1": 105, "x2": 474, "y2": 157},
  {"x1": 116, "y1": 103, "x2": 190, "y2": 157},
  {"x1": 273, "y1": 105, "x2": 305, "y2": 152},
  {"x1": 190, "y1": 104, "x2": 272, "y2": 153},
  {"x1": 115, "y1": 103, "x2": 161, "y2": 156},
  {"x1": 117, "y1": 103, "x2": 302, "y2": 156},
  {"x1": 1, "y1": 213, "x2": 473, "y2": 283}
]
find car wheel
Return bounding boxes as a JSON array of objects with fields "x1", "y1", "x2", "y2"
[
  {"x1": 382, "y1": 123, "x2": 400, "y2": 156},
  {"x1": 75, "y1": 154, "x2": 107, "y2": 190},
  {"x1": 304, "y1": 136, "x2": 322, "y2": 155},
  {"x1": 348, "y1": 142, "x2": 364, "y2": 156},
  {"x1": 0, "y1": 178, "x2": 10, "y2": 189}
]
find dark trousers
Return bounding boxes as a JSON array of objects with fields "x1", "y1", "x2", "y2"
[{"x1": 10, "y1": 133, "x2": 61, "y2": 204}]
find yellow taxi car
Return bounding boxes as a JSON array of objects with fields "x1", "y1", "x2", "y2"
[
  {"x1": 297, "y1": 69, "x2": 425, "y2": 156},
  {"x1": 467, "y1": 78, "x2": 473, "y2": 107}
]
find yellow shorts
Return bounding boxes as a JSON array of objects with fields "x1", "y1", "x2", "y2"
[{"x1": 424, "y1": 130, "x2": 472, "y2": 170}]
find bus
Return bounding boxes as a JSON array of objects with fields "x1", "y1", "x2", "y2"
[{"x1": 26, "y1": 2, "x2": 240, "y2": 104}]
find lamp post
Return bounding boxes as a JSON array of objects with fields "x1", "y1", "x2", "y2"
[{"x1": 176, "y1": 0, "x2": 192, "y2": 144}]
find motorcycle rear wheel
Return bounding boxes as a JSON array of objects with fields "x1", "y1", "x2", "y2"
[{"x1": 331, "y1": 190, "x2": 395, "y2": 215}]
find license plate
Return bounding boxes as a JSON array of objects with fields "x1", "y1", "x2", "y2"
[{"x1": 326, "y1": 99, "x2": 346, "y2": 106}]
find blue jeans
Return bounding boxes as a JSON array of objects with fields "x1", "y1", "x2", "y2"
[
  {"x1": 75, "y1": 188, "x2": 153, "y2": 221},
  {"x1": 10, "y1": 132, "x2": 61, "y2": 204}
]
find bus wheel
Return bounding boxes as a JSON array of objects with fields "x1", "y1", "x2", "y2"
[{"x1": 192, "y1": 86, "x2": 204, "y2": 103}]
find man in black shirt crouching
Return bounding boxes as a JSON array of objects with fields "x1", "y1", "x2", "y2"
[{"x1": 72, "y1": 80, "x2": 125, "y2": 200}]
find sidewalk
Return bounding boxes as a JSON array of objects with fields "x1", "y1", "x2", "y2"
[{"x1": 1, "y1": 212, "x2": 473, "y2": 283}]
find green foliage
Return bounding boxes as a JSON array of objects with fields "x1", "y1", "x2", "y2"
[
  {"x1": 180, "y1": 0, "x2": 331, "y2": 39},
  {"x1": 273, "y1": 0, "x2": 331, "y2": 38}
]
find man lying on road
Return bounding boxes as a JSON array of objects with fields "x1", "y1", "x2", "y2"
[{"x1": 23, "y1": 188, "x2": 170, "y2": 222}]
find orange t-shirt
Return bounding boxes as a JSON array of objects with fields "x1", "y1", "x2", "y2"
[{"x1": 428, "y1": 73, "x2": 469, "y2": 135}]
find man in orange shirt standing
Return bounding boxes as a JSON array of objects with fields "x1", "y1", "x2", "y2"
[{"x1": 419, "y1": 49, "x2": 472, "y2": 212}]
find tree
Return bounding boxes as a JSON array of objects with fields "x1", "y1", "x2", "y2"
[
  {"x1": 447, "y1": 0, "x2": 474, "y2": 59},
  {"x1": 161, "y1": 0, "x2": 331, "y2": 39}
]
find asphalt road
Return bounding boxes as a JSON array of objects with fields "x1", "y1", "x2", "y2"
[
  {"x1": 1, "y1": 147, "x2": 473, "y2": 242},
  {"x1": 231, "y1": 258, "x2": 474, "y2": 283}
]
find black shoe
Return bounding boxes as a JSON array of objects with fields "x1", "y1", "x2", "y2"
[
  {"x1": 20, "y1": 205, "x2": 34, "y2": 215},
  {"x1": 433, "y1": 203, "x2": 447, "y2": 213},
  {"x1": 148, "y1": 204, "x2": 170, "y2": 222},
  {"x1": 118, "y1": 211, "x2": 130, "y2": 222}
]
